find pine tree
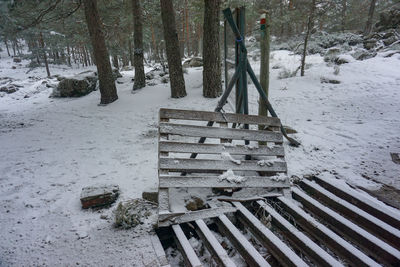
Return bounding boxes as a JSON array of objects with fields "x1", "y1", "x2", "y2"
[
  {"x1": 160, "y1": 0, "x2": 187, "y2": 98},
  {"x1": 132, "y1": 0, "x2": 146, "y2": 90},
  {"x1": 202, "y1": 0, "x2": 222, "y2": 98},
  {"x1": 83, "y1": 0, "x2": 118, "y2": 104}
]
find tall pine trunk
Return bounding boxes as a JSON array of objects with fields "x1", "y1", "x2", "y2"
[
  {"x1": 300, "y1": 0, "x2": 316, "y2": 77},
  {"x1": 160, "y1": 0, "x2": 187, "y2": 98},
  {"x1": 203, "y1": 0, "x2": 222, "y2": 98},
  {"x1": 341, "y1": 0, "x2": 347, "y2": 32},
  {"x1": 83, "y1": 0, "x2": 118, "y2": 105},
  {"x1": 132, "y1": 0, "x2": 146, "y2": 90},
  {"x1": 364, "y1": 0, "x2": 377, "y2": 35},
  {"x1": 39, "y1": 32, "x2": 51, "y2": 77}
]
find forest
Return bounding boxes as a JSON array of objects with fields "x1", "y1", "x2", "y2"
[{"x1": 1, "y1": 0, "x2": 400, "y2": 266}]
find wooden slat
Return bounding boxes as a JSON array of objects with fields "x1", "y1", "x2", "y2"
[
  {"x1": 277, "y1": 196, "x2": 380, "y2": 267},
  {"x1": 172, "y1": 224, "x2": 203, "y2": 267},
  {"x1": 292, "y1": 187, "x2": 400, "y2": 266},
  {"x1": 299, "y1": 179, "x2": 400, "y2": 249},
  {"x1": 158, "y1": 188, "x2": 169, "y2": 212},
  {"x1": 233, "y1": 202, "x2": 308, "y2": 267},
  {"x1": 159, "y1": 123, "x2": 283, "y2": 143},
  {"x1": 158, "y1": 207, "x2": 237, "y2": 227},
  {"x1": 159, "y1": 175, "x2": 289, "y2": 188},
  {"x1": 195, "y1": 219, "x2": 236, "y2": 267},
  {"x1": 150, "y1": 234, "x2": 170, "y2": 267},
  {"x1": 255, "y1": 201, "x2": 344, "y2": 267},
  {"x1": 159, "y1": 108, "x2": 281, "y2": 126},
  {"x1": 308, "y1": 175, "x2": 400, "y2": 229},
  {"x1": 159, "y1": 141, "x2": 285, "y2": 156},
  {"x1": 159, "y1": 158, "x2": 287, "y2": 173},
  {"x1": 215, "y1": 214, "x2": 271, "y2": 267}
]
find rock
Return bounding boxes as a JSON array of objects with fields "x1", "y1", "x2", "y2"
[
  {"x1": 112, "y1": 68, "x2": 122, "y2": 80},
  {"x1": 13, "y1": 57, "x2": 21, "y2": 63},
  {"x1": 114, "y1": 198, "x2": 157, "y2": 229},
  {"x1": 80, "y1": 184, "x2": 119, "y2": 209},
  {"x1": 320, "y1": 77, "x2": 341, "y2": 84},
  {"x1": 142, "y1": 191, "x2": 158, "y2": 203},
  {"x1": 383, "y1": 36, "x2": 397, "y2": 46},
  {"x1": 52, "y1": 72, "x2": 98, "y2": 97},
  {"x1": 352, "y1": 50, "x2": 377, "y2": 61},
  {"x1": 324, "y1": 47, "x2": 341, "y2": 62},
  {"x1": 0, "y1": 84, "x2": 19, "y2": 94},
  {"x1": 185, "y1": 197, "x2": 204, "y2": 211},
  {"x1": 11, "y1": 66, "x2": 16, "y2": 69},
  {"x1": 183, "y1": 57, "x2": 203, "y2": 68},
  {"x1": 363, "y1": 39, "x2": 377, "y2": 50},
  {"x1": 334, "y1": 54, "x2": 354, "y2": 65}
]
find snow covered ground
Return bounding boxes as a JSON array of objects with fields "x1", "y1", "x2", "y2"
[{"x1": 0, "y1": 47, "x2": 399, "y2": 265}]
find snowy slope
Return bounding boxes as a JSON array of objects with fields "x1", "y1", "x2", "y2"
[{"x1": 0, "y1": 48, "x2": 399, "y2": 265}]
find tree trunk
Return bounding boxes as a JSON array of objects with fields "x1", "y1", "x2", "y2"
[
  {"x1": 258, "y1": 11, "x2": 270, "y2": 119},
  {"x1": 300, "y1": 0, "x2": 316, "y2": 77},
  {"x1": 364, "y1": 0, "x2": 377, "y2": 35},
  {"x1": 39, "y1": 32, "x2": 51, "y2": 77},
  {"x1": 202, "y1": 0, "x2": 222, "y2": 98},
  {"x1": 4, "y1": 40, "x2": 10, "y2": 57},
  {"x1": 341, "y1": 0, "x2": 347, "y2": 32},
  {"x1": 83, "y1": 0, "x2": 118, "y2": 105},
  {"x1": 132, "y1": 0, "x2": 146, "y2": 90},
  {"x1": 160, "y1": 0, "x2": 187, "y2": 98}
]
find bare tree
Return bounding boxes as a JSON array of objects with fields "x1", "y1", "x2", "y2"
[
  {"x1": 132, "y1": 0, "x2": 146, "y2": 90},
  {"x1": 160, "y1": 0, "x2": 187, "y2": 98},
  {"x1": 300, "y1": 0, "x2": 316, "y2": 77},
  {"x1": 364, "y1": 0, "x2": 377, "y2": 35},
  {"x1": 203, "y1": 0, "x2": 222, "y2": 98},
  {"x1": 83, "y1": 0, "x2": 118, "y2": 104}
]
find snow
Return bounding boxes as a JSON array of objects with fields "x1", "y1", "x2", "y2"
[
  {"x1": 219, "y1": 169, "x2": 246, "y2": 183},
  {"x1": 0, "y1": 45, "x2": 400, "y2": 265},
  {"x1": 220, "y1": 152, "x2": 241, "y2": 164}
]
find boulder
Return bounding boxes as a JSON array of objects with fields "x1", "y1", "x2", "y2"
[
  {"x1": 13, "y1": 57, "x2": 21, "y2": 63},
  {"x1": 80, "y1": 184, "x2": 119, "y2": 209},
  {"x1": 52, "y1": 72, "x2": 98, "y2": 97},
  {"x1": 0, "y1": 84, "x2": 19, "y2": 94},
  {"x1": 363, "y1": 39, "x2": 378, "y2": 50},
  {"x1": 334, "y1": 54, "x2": 354, "y2": 65},
  {"x1": 114, "y1": 198, "x2": 157, "y2": 229},
  {"x1": 112, "y1": 68, "x2": 122, "y2": 80},
  {"x1": 183, "y1": 57, "x2": 203, "y2": 68},
  {"x1": 383, "y1": 36, "x2": 398, "y2": 46},
  {"x1": 352, "y1": 50, "x2": 377, "y2": 61},
  {"x1": 185, "y1": 196, "x2": 205, "y2": 211}
]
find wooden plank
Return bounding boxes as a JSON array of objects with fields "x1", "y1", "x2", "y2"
[
  {"x1": 159, "y1": 158, "x2": 287, "y2": 173},
  {"x1": 195, "y1": 219, "x2": 236, "y2": 267},
  {"x1": 150, "y1": 234, "x2": 170, "y2": 267},
  {"x1": 172, "y1": 224, "x2": 203, "y2": 267},
  {"x1": 299, "y1": 179, "x2": 400, "y2": 249},
  {"x1": 159, "y1": 141, "x2": 285, "y2": 156},
  {"x1": 159, "y1": 108, "x2": 281, "y2": 126},
  {"x1": 159, "y1": 176, "x2": 289, "y2": 188},
  {"x1": 292, "y1": 187, "x2": 400, "y2": 266},
  {"x1": 255, "y1": 201, "x2": 344, "y2": 267},
  {"x1": 158, "y1": 207, "x2": 237, "y2": 227},
  {"x1": 158, "y1": 188, "x2": 169, "y2": 212},
  {"x1": 159, "y1": 123, "x2": 283, "y2": 143},
  {"x1": 277, "y1": 196, "x2": 380, "y2": 267},
  {"x1": 233, "y1": 202, "x2": 308, "y2": 267},
  {"x1": 215, "y1": 214, "x2": 271, "y2": 267},
  {"x1": 308, "y1": 175, "x2": 400, "y2": 229}
]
